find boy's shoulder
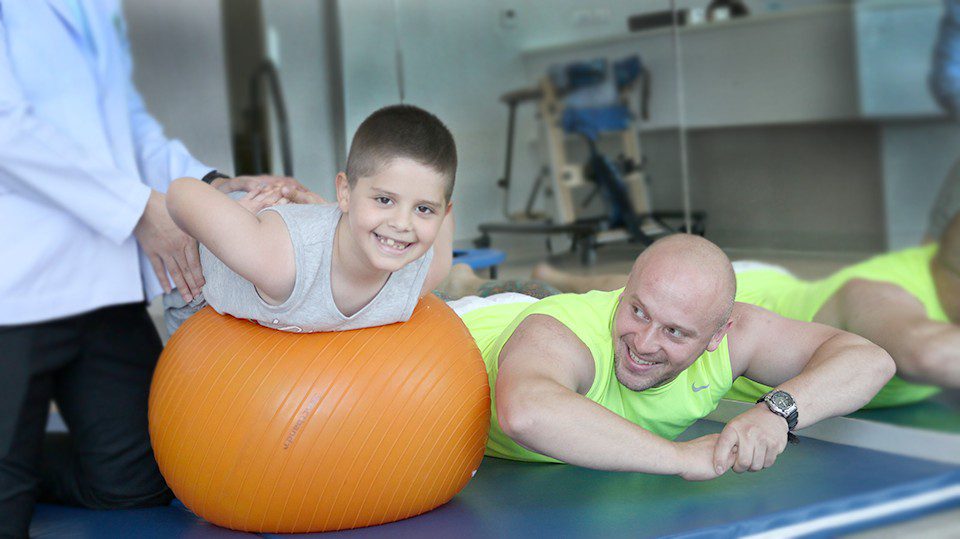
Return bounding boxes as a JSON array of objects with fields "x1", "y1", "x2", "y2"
[{"x1": 263, "y1": 203, "x2": 340, "y2": 242}]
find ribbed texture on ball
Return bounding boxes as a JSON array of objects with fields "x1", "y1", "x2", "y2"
[{"x1": 148, "y1": 295, "x2": 489, "y2": 533}]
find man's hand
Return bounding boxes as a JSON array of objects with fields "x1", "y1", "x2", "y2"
[
  {"x1": 134, "y1": 190, "x2": 204, "y2": 302},
  {"x1": 675, "y1": 434, "x2": 726, "y2": 481},
  {"x1": 713, "y1": 404, "x2": 788, "y2": 474},
  {"x1": 237, "y1": 184, "x2": 290, "y2": 214}
]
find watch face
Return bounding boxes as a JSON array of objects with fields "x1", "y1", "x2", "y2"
[{"x1": 770, "y1": 391, "x2": 794, "y2": 409}]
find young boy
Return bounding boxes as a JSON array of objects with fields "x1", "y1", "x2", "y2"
[{"x1": 165, "y1": 104, "x2": 455, "y2": 333}]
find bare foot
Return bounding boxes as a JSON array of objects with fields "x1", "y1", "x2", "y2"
[
  {"x1": 531, "y1": 262, "x2": 561, "y2": 284},
  {"x1": 436, "y1": 263, "x2": 487, "y2": 299},
  {"x1": 531, "y1": 262, "x2": 626, "y2": 293}
]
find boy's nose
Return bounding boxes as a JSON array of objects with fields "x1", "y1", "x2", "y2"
[{"x1": 388, "y1": 213, "x2": 411, "y2": 232}]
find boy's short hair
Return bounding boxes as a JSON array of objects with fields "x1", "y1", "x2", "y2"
[{"x1": 345, "y1": 104, "x2": 457, "y2": 201}]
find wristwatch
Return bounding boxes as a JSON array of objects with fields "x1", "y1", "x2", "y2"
[
  {"x1": 201, "y1": 170, "x2": 230, "y2": 185},
  {"x1": 757, "y1": 389, "x2": 799, "y2": 444}
]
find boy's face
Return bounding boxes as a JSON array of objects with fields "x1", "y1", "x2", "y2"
[{"x1": 337, "y1": 157, "x2": 450, "y2": 273}]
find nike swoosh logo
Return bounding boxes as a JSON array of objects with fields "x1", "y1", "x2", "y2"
[{"x1": 692, "y1": 383, "x2": 710, "y2": 392}]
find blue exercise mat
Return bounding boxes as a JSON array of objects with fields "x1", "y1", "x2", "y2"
[
  {"x1": 31, "y1": 420, "x2": 960, "y2": 538},
  {"x1": 30, "y1": 502, "x2": 255, "y2": 538},
  {"x1": 290, "y1": 420, "x2": 960, "y2": 539},
  {"x1": 849, "y1": 390, "x2": 960, "y2": 434}
]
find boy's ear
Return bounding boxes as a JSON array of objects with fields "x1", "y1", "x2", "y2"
[
  {"x1": 444, "y1": 200, "x2": 453, "y2": 216},
  {"x1": 335, "y1": 172, "x2": 351, "y2": 212}
]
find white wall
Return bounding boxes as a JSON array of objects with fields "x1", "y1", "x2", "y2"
[
  {"x1": 339, "y1": 0, "x2": 529, "y2": 242},
  {"x1": 882, "y1": 121, "x2": 960, "y2": 248},
  {"x1": 260, "y1": 0, "x2": 343, "y2": 200},
  {"x1": 124, "y1": 0, "x2": 233, "y2": 175}
]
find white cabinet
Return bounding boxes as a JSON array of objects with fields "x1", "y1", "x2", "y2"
[{"x1": 855, "y1": 0, "x2": 943, "y2": 118}]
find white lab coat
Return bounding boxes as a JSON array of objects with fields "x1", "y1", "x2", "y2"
[{"x1": 0, "y1": 0, "x2": 213, "y2": 324}]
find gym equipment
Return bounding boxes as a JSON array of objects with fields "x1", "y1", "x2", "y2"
[
  {"x1": 477, "y1": 55, "x2": 705, "y2": 264},
  {"x1": 147, "y1": 295, "x2": 489, "y2": 533},
  {"x1": 452, "y1": 248, "x2": 507, "y2": 278}
]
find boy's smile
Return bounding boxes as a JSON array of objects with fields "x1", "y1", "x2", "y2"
[{"x1": 373, "y1": 231, "x2": 413, "y2": 254}]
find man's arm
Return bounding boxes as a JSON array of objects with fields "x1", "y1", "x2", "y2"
[
  {"x1": 166, "y1": 178, "x2": 296, "y2": 304},
  {"x1": 496, "y1": 314, "x2": 725, "y2": 480},
  {"x1": 834, "y1": 279, "x2": 960, "y2": 387},
  {"x1": 716, "y1": 303, "x2": 895, "y2": 473}
]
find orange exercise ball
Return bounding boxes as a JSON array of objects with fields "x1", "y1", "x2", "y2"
[{"x1": 148, "y1": 295, "x2": 489, "y2": 533}]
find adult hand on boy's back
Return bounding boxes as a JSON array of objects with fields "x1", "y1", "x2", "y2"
[
  {"x1": 212, "y1": 175, "x2": 307, "y2": 195},
  {"x1": 237, "y1": 184, "x2": 290, "y2": 214},
  {"x1": 284, "y1": 189, "x2": 327, "y2": 204},
  {"x1": 134, "y1": 189, "x2": 204, "y2": 303}
]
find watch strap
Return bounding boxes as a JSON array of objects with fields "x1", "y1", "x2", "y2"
[
  {"x1": 785, "y1": 408, "x2": 799, "y2": 431},
  {"x1": 201, "y1": 170, "x2": 230, "y2": 184}
]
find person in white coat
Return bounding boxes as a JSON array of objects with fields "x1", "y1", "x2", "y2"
[{"x1": 0, "y1": 2, "x2": 302, "y2": 535}]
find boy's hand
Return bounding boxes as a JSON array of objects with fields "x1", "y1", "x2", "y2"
[{"x1": 237, "y1": 184, "x2": 289, "y2": 214}]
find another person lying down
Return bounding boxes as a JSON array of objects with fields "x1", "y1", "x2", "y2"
[
  {"x1": 512, "y1": 216, "x2": 960, "y2": 408},
  {"x1": 727, "y1": 218, "x2": 960, "y2": 408},
  {"x1": 165, "y1": 104, "x2": 456, "y2": 334},
  {"x1": 443, "y1": 235, "x2": 893, "y2": 479}
]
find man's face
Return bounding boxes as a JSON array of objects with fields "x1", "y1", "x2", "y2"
[{"x1": 611, "y1": 266, "x2": 727, "y2": 392}]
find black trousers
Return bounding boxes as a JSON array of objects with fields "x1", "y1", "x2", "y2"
[{"x1": 0, "y1": 303, "x2": 172, "y2": 539}]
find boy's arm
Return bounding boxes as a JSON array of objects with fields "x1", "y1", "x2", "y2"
[
  {"x1": 420, "y1": 207, "x2": 455, "y2": 296},
  {"x1": 166, "y1": 178, "x2": 296, "y2": 303},
  {"x1": 836, "y1": 279, "x2": 960, "y2": 387},
  {"x1": 495, "y1": 315, "x2": 725, "y2": 480}
]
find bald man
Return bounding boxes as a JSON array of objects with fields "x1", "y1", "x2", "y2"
[{"x1": 451, "y1": 235, "x2": 893, "y2": 480}]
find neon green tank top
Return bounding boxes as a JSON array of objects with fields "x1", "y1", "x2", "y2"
[
  {"x1": 726, "y1": 244, "x2": 942, "y2": 408},
  {"x1": 460, "y1": 289, "x2": 733, "y2": 463}
]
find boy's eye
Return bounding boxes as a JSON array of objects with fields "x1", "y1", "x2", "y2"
[
  {"x1": 416, "y1": 205, "x2": 435, "y2": 215},
  {"x1": 375, "y1": 196, "x2": 393, "y2": 205}
]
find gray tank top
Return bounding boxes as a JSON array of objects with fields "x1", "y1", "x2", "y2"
[{"x1": 199, "y1": 203, "x2": 434, "y2": 333}]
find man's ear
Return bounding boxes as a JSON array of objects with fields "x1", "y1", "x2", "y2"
[
  {"x1": 706, "y1": 318, "x2": 733, "y2": 352},
  {"x1": 335, "y1": 172, "x2": 351, "y2": 213}
]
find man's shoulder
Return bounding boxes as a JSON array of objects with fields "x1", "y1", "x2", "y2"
[
  {"x1": 518, "y1": 290, "x2": 619, "y2": 333},
  {"x1": 509, "y1": 290, "x2": 618, "y2": 363},
  {"x1": 503, "y1": 312, "x2": 597, "y2": 394}
]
